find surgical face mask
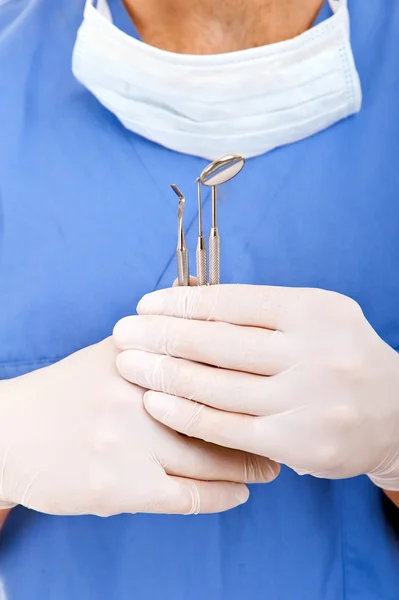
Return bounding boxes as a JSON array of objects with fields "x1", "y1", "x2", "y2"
[{"x1": 72, "y1": 0, "x2": 362, "y2": 161}]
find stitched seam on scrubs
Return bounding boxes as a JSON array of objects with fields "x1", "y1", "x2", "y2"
[
  {"x1": 116, "y1": 125, "x2": 210, "y2": 290},
  {"x1": 117, "y1": 124, "x2": 172, "y2": 201},
  {"x1": 112, "y1": 124, "x2": 186, "y2": 290}
]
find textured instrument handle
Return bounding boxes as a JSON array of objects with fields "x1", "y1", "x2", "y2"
[
  {"x1": 176, "y1": 248, "x2": 189, "y2": 286},
  {"x1": 196, "y1": 247, "x2": 207, "y2": 286},
  {"x1": 209, "y1": 231, "x2": 220, "y2": 285}
]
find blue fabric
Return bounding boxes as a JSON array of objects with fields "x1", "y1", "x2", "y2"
[
  {"x1": 1, "y1": 1, "x2": 399, "y2": 599},
  {"x1": 314, "y1": 0, "x2": 332, "y2": 24}
]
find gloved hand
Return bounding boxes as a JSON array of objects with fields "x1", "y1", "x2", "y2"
[
  {"x1": 0, "y1": 338, "x2": 279, "y2": 516},
  {"x1": 114, "y1": 285, "x2": 399, "y2": 491}
]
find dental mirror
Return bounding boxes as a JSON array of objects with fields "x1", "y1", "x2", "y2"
[
  {"x1": 199, "y1": 154, "x2": 245, "y2": 187},
  {"x1": 198, "y1": 154, "x2": 245, "y2": 285}
]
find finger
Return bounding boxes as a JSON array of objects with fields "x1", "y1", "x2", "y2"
[
  {"x1": 144, "y1": 391, "x2": 267, "y2": 457},
  {"x1": 114, "y1": 316, "x2": 290, "y2": 376},
  {"x1": 157, "y1": 398, "x2": 350, "y2": 480},
  {"x1": 117, "y1": 349, "x2": 289, "y2": 416},
  {"x1": 164, "y1": 432, "x2": 280, "y2": 484},
  {"x1": 162, "y1": 477, "x2": 249, "y2": 514},
  {"x1": 245, "y1": 408, "x2": 357, "y2": 479},
  {"x1": 137, "y1": 284, "x2": 303, "y2": 330}
]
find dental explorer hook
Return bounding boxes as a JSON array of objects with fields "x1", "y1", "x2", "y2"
[{"x1": 170, "y1": 184, "x2": 189, "y2": 287}]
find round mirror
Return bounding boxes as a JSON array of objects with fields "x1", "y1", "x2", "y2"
[{"x1": 200, "y1": 154, "x2": 245, "y2": 187}]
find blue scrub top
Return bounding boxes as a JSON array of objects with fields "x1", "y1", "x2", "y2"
[{"x1": 1, "y1": 1, "x2": 399, "y2": 599}]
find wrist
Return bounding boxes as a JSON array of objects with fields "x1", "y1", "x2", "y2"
[
  {"x1": 0, "y1": 508, "x2": 11, "y2": 531},
  {"x1": 383, "y1": 489, "x2": 399, "y2": 509},
  {"x1": 0, "y1": 379, "x2": 19, "y2": 508}
]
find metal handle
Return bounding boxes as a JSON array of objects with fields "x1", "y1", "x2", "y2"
[
  {"x1": 177, "y1": 248, "x2": 189, "y2": 286},
  {"x1": 196, "y1": 236, "x2": 207, "y2": 286},
  {"x1": 209, "y1": 228, "x2": 220, "y2": 285}
]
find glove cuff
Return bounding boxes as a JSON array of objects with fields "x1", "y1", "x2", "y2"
[
  {"x1": 0, "y1": 500, "x2": 17, "y2": 510},
  {"x1": 367, "y1": 473, "x2": 399, "y2": 492}
]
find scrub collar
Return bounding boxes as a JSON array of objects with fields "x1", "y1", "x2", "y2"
[
  {"x1": 108, "y1": 0, "x2": 334, "y2": 40},
  {"x1": 74, "y1": 0, "x2": 361, "y2": 160}
]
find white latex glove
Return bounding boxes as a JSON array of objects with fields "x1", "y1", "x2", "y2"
[
  {"x1": 0, "y1": 338, "x2": 279, "y2": 516},
  {"x1": 113, "y1": 285, "x2": 399, "y2": 491}
]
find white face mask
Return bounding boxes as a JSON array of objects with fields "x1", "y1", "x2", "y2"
[{"x1": 72, "y1": 0, "x2": 362, "y2": 160}]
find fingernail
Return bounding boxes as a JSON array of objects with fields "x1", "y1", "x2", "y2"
[
  {"x1": 137, "y1": 292, "x2": 163, "y2": 315},
  {"x1": 144, "y1": 391, "x2": 167, "y2": 417},
  {"x1": 236, "y1": 486, "x2": 250, "y2": 505},
  {"x1": 269, "y1": 461, "x2": 281, "y2": 481}
]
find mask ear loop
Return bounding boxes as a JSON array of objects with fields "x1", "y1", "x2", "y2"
[
  {"x1": 96, "y1": 0, "x2": 113, "y2": 21},
  {"x1": 328, "y1": 0, "x2": 347, "y2": 14}
]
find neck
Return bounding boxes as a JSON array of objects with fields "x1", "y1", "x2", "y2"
[{"x1": 123, "y1": 0, "x2": 325, "y2": 54}]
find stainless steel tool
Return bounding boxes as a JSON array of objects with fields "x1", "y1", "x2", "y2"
[
  {"x1": 195, "y1": 178, "x2": 207, "y2": 286},
  {"x1": 199, "y1": 154, "x2": 245, "y2": 285},
  {"x1": 170, "y1": 184, "x2": 189, "y2": 287}
]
